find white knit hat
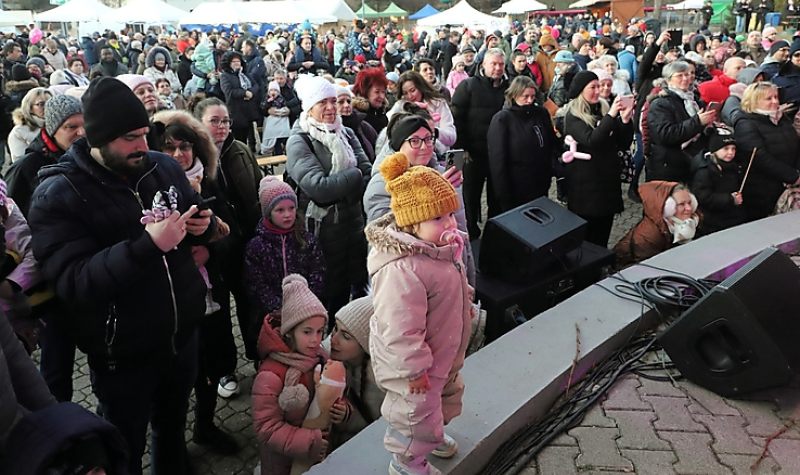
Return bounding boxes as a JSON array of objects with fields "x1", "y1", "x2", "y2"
[
  {"x1": 335, "y1": 296, "x2": 373, "y2": 354},
  {"x1": 334, "y1": 84, "x2": 352, "y2": 98},
  {"x1": 116, "y1": 74, "x2": 154, "y2": 92},
  {"x1": 294, "y1": 74, "x2": 337, "y2": 112}
]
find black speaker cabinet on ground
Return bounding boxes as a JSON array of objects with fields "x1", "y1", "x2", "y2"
[
  {"x1": 658, "y1": 247, "x2": 800, "y2": 397},
  {"x1": 479, "y1": 197, "x2": 587, "y2": 281}
]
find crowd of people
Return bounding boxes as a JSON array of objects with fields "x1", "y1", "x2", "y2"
[{"x1": 0, "y1": 9, "x2": 799, "y2": 475}]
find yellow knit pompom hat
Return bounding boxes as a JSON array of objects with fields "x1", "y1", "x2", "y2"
[{"x1": 380, "y1": 152, "x2": 460, "y2": 227}]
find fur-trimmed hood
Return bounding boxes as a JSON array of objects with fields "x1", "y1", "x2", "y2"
[
  {"x1": 5, "y1": 78, "x2": 38, "y2": 94},
  {"x1": 145, "y1": 45, "x2": 173, "y2": 69},
  {"x1": 152, "y1": 109, "x2": 218, "y2": 180},
  {"x1": 365, "y1": 212, "x2": 466, "y2": 276}
]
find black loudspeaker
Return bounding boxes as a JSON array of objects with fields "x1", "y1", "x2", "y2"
[
  {"x1": 479, "y1": 197, "x2": 587, "y2": 281},
  {"x1": 659, "y1": 247, "x2": 800, "y2": 397}
]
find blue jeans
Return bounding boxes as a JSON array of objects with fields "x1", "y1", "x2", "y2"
[
  {"x1": 90, "y1": 332, "x2": 198, "y2": 475},
  {"x1": 736, "y1": 15, "x2": 746, "y2": 33}
]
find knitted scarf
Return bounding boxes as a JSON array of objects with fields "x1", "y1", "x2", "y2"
[
  {"x1": 269, "y1": 350, "x2": 319, "y2": 412},
  {"x1": 236, "y1": 69, "x2": 252, "y2": 91},
  {"x1": 299, "y1": 112, "x2": 356, "y2": 175},
  {"x1": 754, "y1": 108, "x2": 783, "y2": 125},
  {"x1": 184, "y1": 158, "x2": 204, "y2": 184},
  {"x1": 668, "y1": 87, "x2": 700, "y2": 117}
]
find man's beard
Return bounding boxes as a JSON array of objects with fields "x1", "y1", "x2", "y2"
[{"x1": 100, "y1": 145, "x2": 149, "y2": 177}]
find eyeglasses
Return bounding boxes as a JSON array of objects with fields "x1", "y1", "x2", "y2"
[
  {"x1": 162, "y1": 142, "x2": 194, "y2": 154},
  {"x1": 32, "y1": 101, "x2": 47, "y2": 108},
  {"x1": 208, "y1": 118, "x2": 232, "y2": 128},
  {"x1": 404, "y1": 136, "x2": 435, "y2": 149}
]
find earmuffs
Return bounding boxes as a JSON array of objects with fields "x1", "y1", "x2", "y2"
[{"x1": 663, "y1": 193, "x2": 698, "y2": 218}]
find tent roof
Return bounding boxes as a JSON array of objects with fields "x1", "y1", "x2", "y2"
[
  {"x1": 494, "y1": 0, "x2": 547, "y2": 14},
  {"x1": 417, "y1": 0, "x2": 504, "y2": 30},
  {"x1": 409, "y1": 3, "x2": 439, "y2": 19},
  {"x1": 36, "y1": 0, "x2": 115, "y2": 22},
  {"x1": 568, "y1": 0, "x2": 608, "y2": 8},
  {"x1": 180, "y1": 0, "x2": 351, "y2": 26},
  {"x1": 110, "y1": 0, "x2": 187, "y2": 24},
  {"x1": 0, "y1": 9, "x2": 33, "y2": 26},
  {"x1": 355, "y1": 3, "x2": 381, "y2": 18},
  {"x1": 180, "y1": 2, "x2": 240, "y2": 25},
  {"x1": 380, "y1": 2, "x2": 408, "y2": 17}
]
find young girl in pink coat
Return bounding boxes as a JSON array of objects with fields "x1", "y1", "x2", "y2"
[
  {"x1": 251, "y1": 274, "x2": 330, "y2": 475},
  {"x1": 365, "y1": 153, "x2": 473, "y2": 475}
]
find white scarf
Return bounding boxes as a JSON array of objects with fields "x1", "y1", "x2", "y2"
[
  {"x1": 184, "y1": 158, "x2": 204, "y2": 183},
  {"x1": 754, "y1": 108, "x2": 782, "y2": 125},
  {"x1": 235, "y1": 69, "x2": 252, "y2": 90},
  {"x1": 669, "y1": 87, "x2": 700, "y2": 117},
  {"x1": 298, "y1": 112, "x2": 356, "y2": 174},
  {"x1": 665, "y1": 216, "x2": 698, "y2": 244}
]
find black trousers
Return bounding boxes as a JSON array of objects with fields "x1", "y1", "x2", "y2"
[
  {"x1": 90, "y1": 333, "x2": 198, "y2": 475},
  {"x1": 38, "y1": 299, "x2": 76, "y2": 402},
  {"x1": 463, "y1": 153, "x2": 497, "y2": 238},
  {"x1": 580, "y1": 214, "x2": 616, "y2": 249}
]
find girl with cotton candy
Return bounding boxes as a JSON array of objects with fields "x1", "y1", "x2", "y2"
[{"x1": 365, "y1": 152, "x2": 473, "y2": 475}]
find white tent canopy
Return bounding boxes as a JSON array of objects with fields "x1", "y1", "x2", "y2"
[
  {"x1": 418, "y1": 0, "x2": 505, "y2": 30},
  {"x1": 0, "y1": 9, "x2": 33, "y2": 27},
  {"x1": 180, "y1": 0, "x2": 352, "y2": 25},
  {"x1": 667, "y1": 0, "x2": 703, "y2": 9},
  {"x1": 109, "y1": 0, "x2": 188, "y2": 24},
  {"x1": 36, "y1": 0, "x2": 115, "y2": 22},
  {"x1": 568, "y1": 0, "x2": 608, "y2": 8},
  {"x1": 494, "y1": 0, "x2": 547, "y2": 14}
]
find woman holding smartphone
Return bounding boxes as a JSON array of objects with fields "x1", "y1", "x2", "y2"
[
  {"x1": 487, "y1": 76, "x2": 558, "y2": 214},
  {"x1": 563, "y1": 71, "x2": 635, "y2": 247}
]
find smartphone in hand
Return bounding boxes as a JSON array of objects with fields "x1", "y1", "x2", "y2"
[
  {"x1": 706, "y1": 101, "x2": 723, "y2": 116},
  {"x1": 444, "y1": 149, "x2": 466, "y2": 171},
  {"x1": 618, "y1": 95, "x2": 635, "y2": 109}
]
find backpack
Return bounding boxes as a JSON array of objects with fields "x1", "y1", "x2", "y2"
[{"x1": 639, "y1": 84, "x2": 663, "y2": 162}]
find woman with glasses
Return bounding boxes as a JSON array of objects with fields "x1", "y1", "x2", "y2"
[
  {"x1": 772, "y1": 41, "x2": 800, "y2": 107},
  {"x1": 152, "y1": 109, "x2": 239, "y2": 455},
  {"x1": 734, "y1": 82, "x2": 800, "y2": 220},
  {"x1": 646, "y1": 61, "x2": 717, "y2": 183},
  {"x1": 194, "y1": 97, "x2": 263, "y2": 392},
  {"x1": 487, "y1": 76, "x2": 557, "y2": 215},
  {"x1": 219, "y1": 50, "x2": 260, "y2": 151},
  {"x1": 8, "y1": 87, "x2": 51, "y2": 163},
  {"x1": 388, "y1": 71, "x2": 457, "y2": 155},
  {"x1": 364, "y1": 110, "x2": 475, "y2": 284},
  {"x1": 286, "y1": 75, "x2": 372, "y2": 318}
]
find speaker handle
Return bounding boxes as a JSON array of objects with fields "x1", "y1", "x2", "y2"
[
  {"x1": 693, "y1": 321, "x2": 750, "y2": 374},
  {"x1": 523, "y1": 207, "x2": 553, "y2": 226}
]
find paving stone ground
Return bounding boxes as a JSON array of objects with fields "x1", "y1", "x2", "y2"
[{"x1": 51, "y1": 180, "x2": 800, "y2": 474}]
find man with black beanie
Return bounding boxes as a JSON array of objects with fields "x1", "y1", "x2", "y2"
[{"x1": 27, "y1": 76, "x2": 217, "y2": 475}]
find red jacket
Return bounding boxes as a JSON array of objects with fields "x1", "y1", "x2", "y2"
[{"x1": 698, "y1": 74, "x2": 737, "y2": 105}]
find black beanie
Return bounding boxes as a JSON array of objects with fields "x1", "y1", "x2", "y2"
[
  {"x1": 708, "y1": 127, "x2": 736, "y2": 154},
  {"x1": 389, "y1": 115, "x2": 433, "y2": 152},
  {"x1": 568, "y1": 70, "x2": 599, "y2": 101},
  {"x1": 11, "y1": 63, "x2": 30, "y2": 81},
  {"x1": 768, "y1": 40, "x2": 789, "y2": 57},
  {"x1": 82, "y1": 77, "x2": 150, "y2": 148}
]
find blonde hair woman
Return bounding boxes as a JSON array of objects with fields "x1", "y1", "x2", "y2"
[
  {"x1": 734, "y1": 81, "x2": 800, "y2": 219},
  {"x1": 563, "y1": 70, "x2": 634, "y2": 247},
  {"x1": 9, "y1": 87, "x2": 51, "y2": 162}
]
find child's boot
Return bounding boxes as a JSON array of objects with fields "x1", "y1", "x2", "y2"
[
  {"x1": 431, "y1": 433, "x2": 458, "y2": 459},
  {"x1": 389, "y1": 455, "x2": 441, "y2": 475}
]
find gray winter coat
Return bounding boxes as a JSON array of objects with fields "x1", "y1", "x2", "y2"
[{"x1": 285, "y1": 122, "x2": 372, "y2": 305}]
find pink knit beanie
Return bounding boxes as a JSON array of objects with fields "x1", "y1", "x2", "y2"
[
  {"x1": 280, "y1": 274, "x2": 327, "y2": 335},
  {"x1": 258, "y1": 176, "x2": 296, "y2": 217}
]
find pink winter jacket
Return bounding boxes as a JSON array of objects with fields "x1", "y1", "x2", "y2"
[
  {"x1": 251, "y1": 319, "x2": 327, "y2": 475},
  {"x1": 364, "y1": 213, "x2": 472, "y2": 386}
]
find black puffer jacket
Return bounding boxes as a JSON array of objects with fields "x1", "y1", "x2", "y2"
[
  {"x1": 27, "y1": 139, "x2": 214, "y2": 362},
  {"x1": 487, "y1": 103, "x2": 557, "y2": 212},
  {"x1": 6, "y1": 131, "x2": 64, "y2": 217},
  {"x1": 219, "y1": 51, "x2": 260, "y2": 126},
  {"x1": 689, "y1": 153, "x2": 747, "y2": 235},
  {"x1": 733, "y1": 111, "x2": 800, "y2": 220},
  {"x1": 564, "y1": 103, "x2": 634, "y2": 218},
  {"x1": 451, "y1": 72, "x2": 508, "y2": 162},
  {"x1": 646, "y1": 89, "x2": 706, "y2": 183}
]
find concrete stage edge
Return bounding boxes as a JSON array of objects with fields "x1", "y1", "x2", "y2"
[{"x1": 309, "y1": 211, "x2": 800, "y2": 474}]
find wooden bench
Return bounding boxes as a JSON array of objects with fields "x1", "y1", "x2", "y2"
[{"x1": 256, "y1": 154, "x2": 287, "y2": 175}]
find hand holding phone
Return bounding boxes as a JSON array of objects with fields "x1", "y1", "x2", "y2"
[
  {"x1": 444, "y1": 149, "x2": 466, "y2": 172},
  {"x1": 619, "y1": 95, "x2": 634, "y2": 109},
  {"x1": 193, "y1": 196, "x2": 217, "y2": 218},
  {"x1": 706, "y1": 101, "x2": 722, "y2": 116}
]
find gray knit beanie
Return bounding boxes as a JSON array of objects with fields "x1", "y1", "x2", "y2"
[
  {"x1": 26, "y1": 56, "x2": 46, "y2": 71},
  {"x1": 334, "y1": 296, "x2": 373, "y2": 355},
  {"x1": 45, "y1": 94, "x2": 82, "y2": 136}
]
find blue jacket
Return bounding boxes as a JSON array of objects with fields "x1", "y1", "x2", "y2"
[
  {"x1": 28, "y1": 139, "x2": 215, "y2": 363},
  {"x1": 617, "y1": 49, "x2": 637, "y2": 85}
]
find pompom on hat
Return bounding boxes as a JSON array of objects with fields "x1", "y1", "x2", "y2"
[
  {"x1": 280, "y1": 274, "x2": 327, "y2": 336},
  {"x1": 293, "y1": 74, "x2": 337, "y2": 112},
  {"x1": 258, "y1": 175, "x2": 296, "y2": 217},
  {"x1": 334, "y1": 296, "x2": 373, "y2": 355},
  {"x1": 380, "y1": 152, "x2": 459, "y2": 227}
]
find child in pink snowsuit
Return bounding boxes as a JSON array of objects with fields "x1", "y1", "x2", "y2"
[{"x1": 365, "y1": 152, "x2": 473, "y2": 475}]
